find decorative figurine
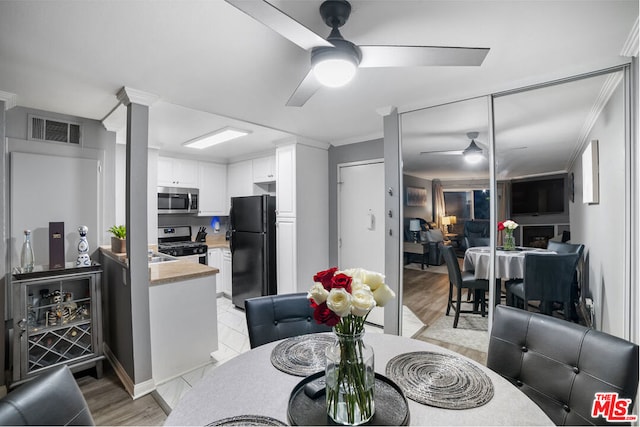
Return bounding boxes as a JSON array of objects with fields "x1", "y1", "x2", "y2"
[{"x1": 76, "y1": 225, "x2": 91, "y2": 267}]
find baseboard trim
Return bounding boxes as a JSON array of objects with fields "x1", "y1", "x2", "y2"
[{"x1": 103, "y1": 344, "x2": 156, "y2": 399}]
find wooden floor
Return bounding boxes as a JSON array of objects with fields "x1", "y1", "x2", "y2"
[{"x1": 75, "y1": 365, "x2": 167, "y2": 426}]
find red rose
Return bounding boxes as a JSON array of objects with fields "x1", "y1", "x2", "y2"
[
  {"x1": 314, "y1": 267, "x2": 338, "y2": 290},
  {"x1": 498, "y1": 221, "x2": 505, "y2": 231},
  {"x1": 313, "y1": 302, "x2": 340, "y2": 326},
  {"x1": 331, "y1": 273, "x2": 352, "y2": 293}
]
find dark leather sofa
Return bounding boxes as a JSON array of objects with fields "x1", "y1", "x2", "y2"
[
  {"x1": 488, "y1": 305, "x2": 639, "y2": 426},
  {"x1": 0, "y1": 365, "x2": 94, "y2": 425}
]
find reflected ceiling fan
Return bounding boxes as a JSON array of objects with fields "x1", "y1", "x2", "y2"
[
  {"x1": 420, "y1": 132, "x2": 486, "y2": 164},
  {"x1": 225, "y1": 0, "x2": 490, "y2": 106}
]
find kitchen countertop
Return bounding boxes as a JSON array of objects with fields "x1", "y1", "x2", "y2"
[
  {"x1": 99, "y1": 246, "x2": 219, "y2": 286},
  {"x1": 205, "y1": 234, "x2": 230, "y2": 249}
]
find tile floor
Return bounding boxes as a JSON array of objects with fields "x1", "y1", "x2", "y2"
[{"x1": 155, "y1": 296, "x2": 425, "y2": 411}]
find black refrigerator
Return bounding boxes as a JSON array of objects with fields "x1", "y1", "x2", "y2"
[{"x1": 229, "y1": 195, "x2": 277, "y2": 309}]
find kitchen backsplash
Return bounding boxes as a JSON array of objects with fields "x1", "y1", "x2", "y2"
[{"x1": 158, "y1": 215, "x2": 229, "y2": 240}]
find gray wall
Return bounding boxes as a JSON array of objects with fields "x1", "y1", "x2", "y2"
[
  {"x1": 569, "y1": 81, "x2": 626, "y2": 337},
  {"x1": 328, "y1": 139, "x2": 384, "y2": 266},
  {"x1": 403, "y1": 174, "x2": 433, "y2": 222}
]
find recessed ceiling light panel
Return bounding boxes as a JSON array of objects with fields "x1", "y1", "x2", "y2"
[{"x1": 183, "y1": 127, "x2": 251, "y2": 149}]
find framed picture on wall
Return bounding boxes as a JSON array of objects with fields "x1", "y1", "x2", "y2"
[{"x1": 406, "y1": 186, "x2": 427, "y2": 206}]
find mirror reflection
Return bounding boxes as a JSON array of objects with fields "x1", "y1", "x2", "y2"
[
  {"x1": 492, "y1": 71, "x2": 625, "y2": 330},
  {"x1": 400, "y1": 97, "x2": 490, "y2": 359}
]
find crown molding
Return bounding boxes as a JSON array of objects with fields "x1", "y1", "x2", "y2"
[
  {"x1": 567, "y1": 72, "x2": 623, "y2": 171},
  {"x1": 621, "y1": 17, "x2": 639, "y2": 57},
  {"x1": 116, "y1": 87, "x2": 159, "y2": 107},
  {"x1": 0, "y1": 90, "x2": 17, "y2": 110}
]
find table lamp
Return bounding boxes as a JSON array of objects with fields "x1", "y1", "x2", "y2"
[
  {"x1": 441, "y1": 216, "x2": 451, "y2": 233},
  {"x1": 409, "y1": 219, "x2": 421, "y2": 242}
]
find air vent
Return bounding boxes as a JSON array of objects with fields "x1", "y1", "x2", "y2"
[{"x1": 28, "y1": 115, "x2": 82, "y2": 145}]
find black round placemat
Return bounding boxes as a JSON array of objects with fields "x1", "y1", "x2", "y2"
[
  {"x1": 385, "y1": 351, "x2": 494, "y2": 409},
  {"x1": 287, "y1": 371, "x2": 410, "y2": 426},
  {"x1": 206, "y1": 415, "x2": 287, "y2": 426},
  {"x1": 270, "y1": 334, "x2": 334, "y2": 376}
]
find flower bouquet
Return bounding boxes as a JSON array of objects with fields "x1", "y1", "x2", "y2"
[
  {"x1": 498, "y1": 219, "x2": 518, "y2": 250},
  {"x1": 308, "y1": 267, "x2": 396, "y2": 425}
]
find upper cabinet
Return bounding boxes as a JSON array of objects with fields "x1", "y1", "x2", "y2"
[
  {"x1": 158, "y1": 157, "x2": 198, "y2": 188},
  {"x1": 198, "y1": 161, "x2": 228, "y2": 216},
  {"x1": 227, "y1": 160, "x2": 254, "y2": 198},
  {"x1": 275, "y1": 145, "x2": 295, "y2": 217},
  {"x1": 252, "y1": 155, "x2": 276, "y2": 183}
]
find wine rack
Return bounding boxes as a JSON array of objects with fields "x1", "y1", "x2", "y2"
[{"x1": 12, "y1": 264, "x2": 104, "y2": 384}]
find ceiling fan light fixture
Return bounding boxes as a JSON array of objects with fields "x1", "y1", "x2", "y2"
[
  {"x1": 311, "y1": 38, "x2": 361, "y2": 88},
  {"x1": 463, "y1": 139, "x2": 483, "y2": 164}
]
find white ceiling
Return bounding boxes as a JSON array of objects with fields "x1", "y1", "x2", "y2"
[{"x1": 0, "y1": 1, "x2": 637, "y2": 169}]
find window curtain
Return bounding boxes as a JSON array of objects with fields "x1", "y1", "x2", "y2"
[{"x1": 433, "y1": 179, "x2": 446, "y2": 232}]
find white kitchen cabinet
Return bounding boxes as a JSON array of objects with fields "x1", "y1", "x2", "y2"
[
  {"x1": 208, "y1": 248, "x2": 223, "y2": 295},
  {"x1": 275, "y1": 142, "x2": 328, "y2": 294},
  {"x1": 227, "y1": 160, "x2": 254, "y2": 198},
  {"x1": 158, "y1": 157, "x2": 198, "y2": 188},
  {"x1": 222, "y1": 249, "x2": 232, "y2": 297},
  {"x1": 253, "y1": 155, "x2": 276, "y2": 183},
  {"x1": 198, "y1": 161, "x2": 228, "y2": 216},
  {"x1": 275, "y1": 145, "x2": 295, "y2": 217},
  {"x1": 276, "y1": 217, "x2": 297, "y2": 295}
]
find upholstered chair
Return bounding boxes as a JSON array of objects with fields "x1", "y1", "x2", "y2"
[
  {"x1": 245, "y1": 293, "x2": 332, "y2": 348},
  {"x1": 0, "y1": 365, "x2": 94, "y2": 425},
  {"x1": 488, "y1": 305, "x2": 639, "y2": 425}
]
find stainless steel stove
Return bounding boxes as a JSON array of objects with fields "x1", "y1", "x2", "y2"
[{"x1": 158, "y1": 226, "x2": 208, "y2": 263}]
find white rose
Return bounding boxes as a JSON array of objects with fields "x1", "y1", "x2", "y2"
[
  {"x1": 351, "y1": 288, "x2": 376, "y2": 317},
  {"x1": 504, "y1": 220, "x2": 518, "y2": 230},
  {"x1": 373, "y1": 284, "x2": 396, "y2": 307},
  {"x1": 362, "y1": 270, "x2": 385, "y2": 291},
  {"x1": 326, "y1": 288, "x2": 352, "y2": 317},
  {"x1": 308, "y1": 283, "x2": 329, "y2": 305}
]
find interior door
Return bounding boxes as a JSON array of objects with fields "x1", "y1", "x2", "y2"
[{"x1": 338, "y1": 161, "x2": 385, "y2": 326}]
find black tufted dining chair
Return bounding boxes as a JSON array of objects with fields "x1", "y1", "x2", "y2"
[
  {"x1": 488, "y1": 305, "x2": 639, "y2": 425},
  {"x1": 245, "y1": 293, "x2": 332, "y2": 348}
]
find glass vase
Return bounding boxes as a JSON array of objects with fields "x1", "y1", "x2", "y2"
[
  {"x1": 325, "y1": 329, "x2": 375, "y2": 425},
  {"x1": 504, "y1": 231, "x2": 515, "y2": 251}
]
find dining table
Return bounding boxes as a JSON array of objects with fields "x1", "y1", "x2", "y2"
[
  {"x1": 164, "y1": 332, "x2": 553, "y2": 426},
  {"x1": 463, "y1": 246, "x2": 554, "y2": 280}
]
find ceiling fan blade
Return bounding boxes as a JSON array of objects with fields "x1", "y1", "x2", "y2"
[
  {"x1": 420, "y1": 150, "x2": 464, "y2": 155},
  {"x1": 359, "y1": 46, "x2": 489, "y2": 68},
  {"x1": 225, "y1": 0, "x2": 333, "y2": 50},
  {"x1": 286, "y1": 70, "x2": 322, "y2": 107}
]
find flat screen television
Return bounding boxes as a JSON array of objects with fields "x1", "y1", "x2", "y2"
[{"x1": 511, "y1": 177, "x2": 565, "y2": 215}]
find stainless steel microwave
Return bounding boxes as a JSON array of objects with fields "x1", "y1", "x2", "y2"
[{"x1": 157, "y1": 187, "x2": 199, "y2": 214}]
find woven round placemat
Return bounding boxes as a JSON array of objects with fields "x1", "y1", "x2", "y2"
[
  {"x1": 385, "y1": 351, "x2": 494, "y2": 409},
  {"x1": 270, "y1": 334, "x2": 334, "y2": 376},
  {"x1": 207, "y1": 415, "x2": 287, "y2": 426}
]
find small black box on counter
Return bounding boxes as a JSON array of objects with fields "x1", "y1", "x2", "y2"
[{"x1": 49, "y1": 222, "x2": 65, "y2": 269}]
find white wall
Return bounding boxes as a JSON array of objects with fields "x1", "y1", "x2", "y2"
[{"x1": 570, "y1": 81, "x2": 626, "y2": 337}]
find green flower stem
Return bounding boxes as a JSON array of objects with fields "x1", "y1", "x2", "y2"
[{"x1": 327, "y1": 315, "x2": 374, "y2": 425}]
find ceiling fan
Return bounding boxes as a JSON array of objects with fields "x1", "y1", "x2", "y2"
[
  {"x1": 420, "y1": 132, "x2": 485, "y2": 164},
  {"x1": 225, "y1": 0, "x2": 490, "y2": 107}
]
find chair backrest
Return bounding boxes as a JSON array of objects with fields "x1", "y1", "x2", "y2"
[
  {"x1": 0, "y1": 365, "x2": 95, "y2": 425},
  {"x1": 245, "y1": 293, "x2": 332, "y2": 348},
  {"x1": 464, "y1": 236, "x2": 490, "y2": 249},
  {"x1": 488, "y1": 305, "x2": 639, "y2": 426},
  {"x1": 547, "y1": 241, "x2": 585, "y2": 256},
  {"x1": 522, "y1": 252, "x2": 580, "y2": 302},
  {"x1": 439, "y1": 243, "x2": 462, "y2": 287},
  {"x1": 463, "y1": 220, "x2": 490, "y2": 238}
]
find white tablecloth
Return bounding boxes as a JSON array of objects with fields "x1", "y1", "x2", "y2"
[
  {"x1": 165, "y1": 333, "x2": 553, "y2": 426},
  {"x1": 463, "y1": 246, "x2": 553, "y2": 280}
]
